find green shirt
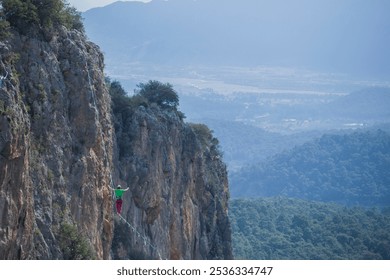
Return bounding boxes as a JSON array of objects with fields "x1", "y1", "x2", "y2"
[{"x1": 114, "y1": 189, "x2": 126, "y2": 199}]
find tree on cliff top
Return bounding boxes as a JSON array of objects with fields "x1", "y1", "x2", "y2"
[
  {"x1": 0, "y1": 0, "x2": 84, "y2": 35},
  {"x1": 136, "y1": 80, "x2": 179, "y2": 110}
]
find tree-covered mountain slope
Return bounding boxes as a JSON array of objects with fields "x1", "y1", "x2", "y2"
[
  {"x1": 230, "y1": 130, "x2": 390, "y2": 207},
  {"x1": 230, "y1": 197, "x2": 390, "y2": 259}
]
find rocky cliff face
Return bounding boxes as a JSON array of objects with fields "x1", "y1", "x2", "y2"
[
  {"x1": 111, "y1": 106, "x2": 232, "y2": 260},
  {"x1": 0, "y1": 27, "x2": 232, "y2": 259},
  {"x1": 0, "y1": 28, "x2": 114, "y2": 259}
]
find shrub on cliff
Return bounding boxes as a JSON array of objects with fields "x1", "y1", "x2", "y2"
[
  {"x1": 190, "y1": 123, "x2": 222, "y2": 158},
  {"x1": 109, "y1": 79, "x2": 147, "y2": 118},
  {"x1": 136, "y1": 80, "x2": 179, "y2": 109},
  {"x1": 58, "y1": 223, "x2": 95, "y2": 260},
  {"x1": 108, "y1": 78, "x2": 186, "y2": 159},
  {"x1": 0, "y1": 0, "x2": 84, "y2": 34},
  {"x1": 108, "y1": 78, "x2": 148, "y2": 159},
  {"x1": 0, "y1": 8, "x2": 11, "y2": 39},
  {"x1": 58, "y1": 4, "x2": 84, "y2": 32}
]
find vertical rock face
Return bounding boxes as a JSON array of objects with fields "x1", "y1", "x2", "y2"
[
  {"x1": 0, "y1": 28, "x2": 232, "y2": 259},
  {"x1": 0, "y1": 28, "x2": 114, "y2": 259},
  {"x1": 112, "y1": 107, "x2": 232, "y2": 260}
]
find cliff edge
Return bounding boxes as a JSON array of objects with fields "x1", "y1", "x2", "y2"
[
  {"x1": 110, "y1": 94, "x2": 232, "y2": 259},
  {"x1": 0, "y1": 6, "x2": 232, "y2": 259}
]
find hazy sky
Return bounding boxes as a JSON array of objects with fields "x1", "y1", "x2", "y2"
[
  {"x1": 81, "y1": 0, "x2": 390, "y2": 79},
  {"x1": 67, "y1": 0, "x2": 150, "y2": 12}
]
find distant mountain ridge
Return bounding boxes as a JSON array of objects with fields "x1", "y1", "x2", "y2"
[
  {"x1": 324, "y1": 87, "x2": 390, "y2": 121},
  {"x1": 83, "y1": 0, "x2": 390, "y2": 78},
  {"x1": 230, "y1": 129, "x2": 390, "y2": 207}
]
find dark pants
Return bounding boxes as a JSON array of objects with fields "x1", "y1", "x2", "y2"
[{"x1": 116, "y1": 199, "x2": 123, "y2": 214}]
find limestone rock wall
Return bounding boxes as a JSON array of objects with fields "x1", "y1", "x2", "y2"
[
  {"x1": 0, "y1": 28, "x2": 114, "y2": 259},
  {"x1": 112, "y1": 107, "x2": 232, "y2": 260}
]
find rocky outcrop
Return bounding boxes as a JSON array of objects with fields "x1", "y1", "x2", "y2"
[
  {"x1": 112, "y1": 107, "x2": 232, "y2": 260},
  {"x1": 0, "y1": 27, "x2": 232, "y2": 259},
  {"x1": 0, "y1": 28, "x2": 114, "y2": 259}
]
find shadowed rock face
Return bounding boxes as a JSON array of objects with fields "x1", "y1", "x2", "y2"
[{"x1": 0, "y1": 27, "x2": 232, "y2": 260}]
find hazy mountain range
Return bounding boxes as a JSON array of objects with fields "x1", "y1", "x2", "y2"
[{"x1": 84, "y1": 0, "x2": 390, "y2": 79}]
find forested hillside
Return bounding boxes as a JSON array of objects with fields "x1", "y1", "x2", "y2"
[
  {"x1": 196, "y1": 119, "x2": 323, "y2": 170},
  {"x1": 230, "y1": 197, "x2": 390, "y2": 259},
  {"x1": 230, "y1": 130, "x2": 390, "y2": 207}
]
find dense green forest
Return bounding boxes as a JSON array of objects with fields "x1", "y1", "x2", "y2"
[
  {"x1": 230, "y1": 197, "x2": 390, "y2": 260},
  {"x1": 230, "y1": 130, "x2": 390, "y2": 207}
]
